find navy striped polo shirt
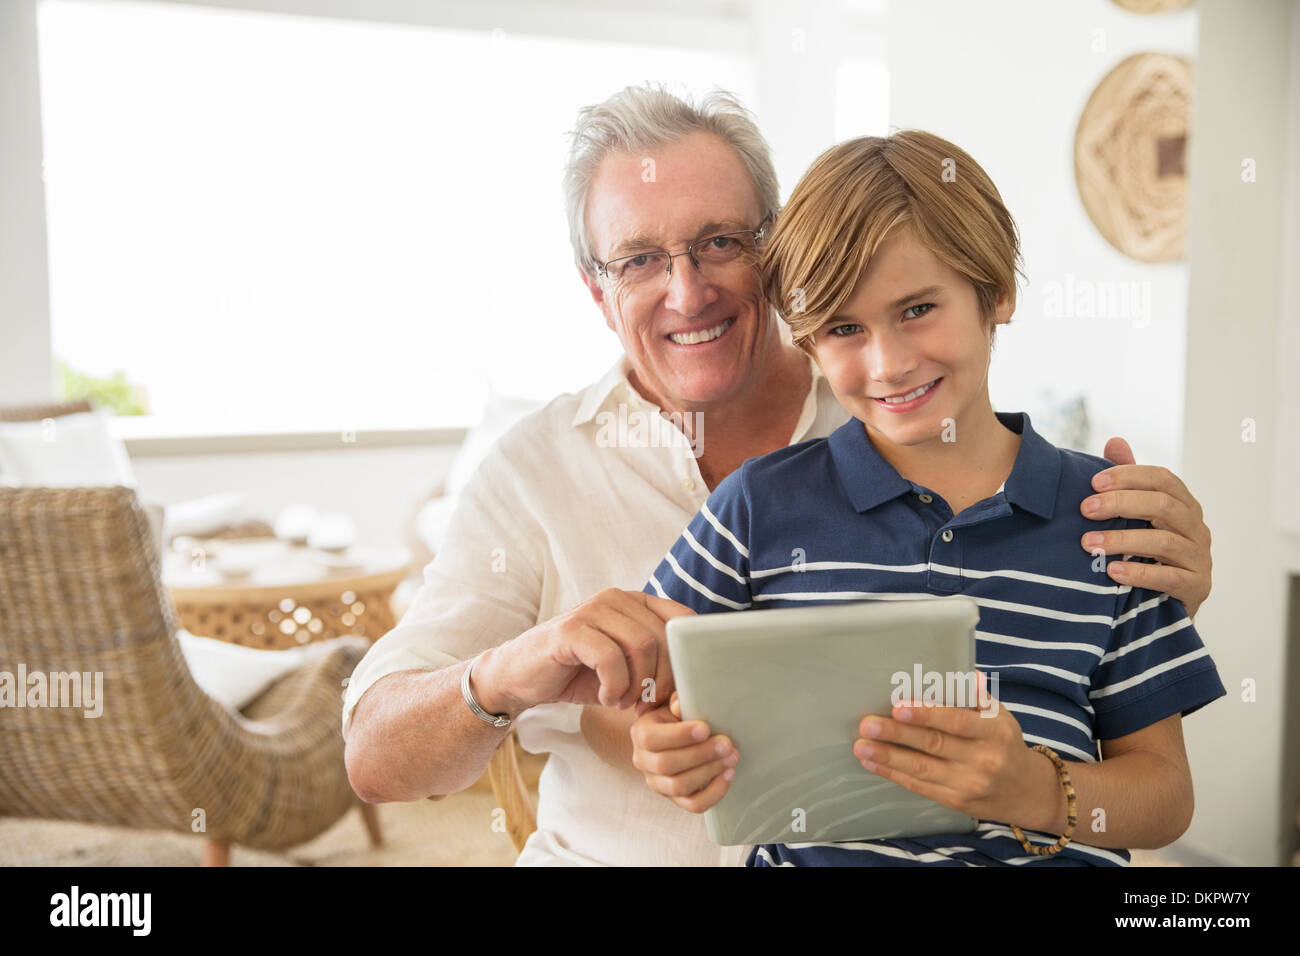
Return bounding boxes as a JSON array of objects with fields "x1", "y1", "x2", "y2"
[{"x1": 644, "y1": 411, "x2": 1225, "y2": 867}]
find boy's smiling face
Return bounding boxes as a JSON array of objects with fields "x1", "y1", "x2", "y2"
[{"x1": 810, "y1": 226, "x2": 1013, "y2": 453}]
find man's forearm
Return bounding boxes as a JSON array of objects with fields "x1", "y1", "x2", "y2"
[
  {"x1": 344, "y1": 655, "x2": 514, "y2": 802},
  {"x1": 1017, "y1": 748, "x2": 1193, "y2": 850}
]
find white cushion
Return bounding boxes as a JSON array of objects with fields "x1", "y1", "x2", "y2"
[
  {"x1": 444, "y1": 391, "x2": 542, "y2": 496},
  {"x1": 414, "y1": 494, "x2": 460, "y2": 556},
  {"x1": 176, "y1": 629, "x2": 355, "y2": 712},
  {"x1": 163, "y1": 492, "x2": 249, "y2": 540},
  {"x1": 415, "y1": 391, "x2": 542, "y2": 557},
  {"x1": 0, "y1": 410, "x2": 135, "y2": 487}
]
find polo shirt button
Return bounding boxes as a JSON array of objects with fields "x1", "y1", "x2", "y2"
[
  {"x1": 941, "y1": 529, "x2": 954, "y2": 542},
  {"x1": 682, "y1": 477, "x2": 696, "y2": 492},
  {"x1": 918, "y1": 493, "x2": 933, "y2": 503}
]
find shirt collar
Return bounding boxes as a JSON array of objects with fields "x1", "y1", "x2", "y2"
[
  {"x1": 827, "y1": 410, "x2": 1061, "y2": 519},
  {"x1": 571, "y1": 355, "x2": 641, "y2": 427}
]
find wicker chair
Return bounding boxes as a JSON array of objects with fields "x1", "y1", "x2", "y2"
[
  {"x1": 0, "y1": 485, "x2": 380, "y2": 865},
  {"x1": 486, "y1": 732, "x2": 538, "y2": 852},
  {"x1": 0, "y1": 399, "x2": 93, "y2": 422}
]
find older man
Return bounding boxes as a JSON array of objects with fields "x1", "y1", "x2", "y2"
[{"x1": 342, "y1": 85, "x2": 1213, "y2": 866}]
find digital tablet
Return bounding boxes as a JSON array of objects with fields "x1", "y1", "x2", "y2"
[{"x1": 666, "y1": 597, "x2": 981, "y2": 847}]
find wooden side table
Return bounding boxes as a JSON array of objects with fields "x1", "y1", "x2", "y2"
[{"x1": 163, "y1": 539, "x2": 414, "y2": 649}]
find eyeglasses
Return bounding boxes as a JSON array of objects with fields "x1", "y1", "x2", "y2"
[{"x1": 594, "y1": 216, "x2": 772, "y2": 290}]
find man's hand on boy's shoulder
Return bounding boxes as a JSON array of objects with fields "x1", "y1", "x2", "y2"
[{"x1": 1078, "y1": 436, "x2": 1213, "y2": 619}]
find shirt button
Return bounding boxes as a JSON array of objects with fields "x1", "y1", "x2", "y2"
[
  {"x1": 682, "y1": 477, "x2": 696, "y2": 492},
  {"x1": 941, "y1": 529, "x2": 954, "y2": 542},
  {"x1": 918, "y1": 493, "x2": 933, "y2": 503}
]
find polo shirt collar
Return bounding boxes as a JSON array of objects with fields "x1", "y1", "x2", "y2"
[{"x1": 828, "y1": 410, "x2": 1061, "y2": 519}]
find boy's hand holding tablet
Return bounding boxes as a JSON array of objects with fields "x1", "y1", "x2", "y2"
[
  {"x1": 851, "y1": 671, "x2": 1063, "y2": 834},
  {"x1": 631, "y1": 691, "x2": 739, "y2": 815}
]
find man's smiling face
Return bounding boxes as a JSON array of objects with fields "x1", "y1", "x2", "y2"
[{"x1": 581, "y1": 131, "x2": 778, "y2": 412}]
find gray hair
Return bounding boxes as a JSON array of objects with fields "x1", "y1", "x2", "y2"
[{"x1": 563, "y1": 84, "x2": 780, "y2": 276}]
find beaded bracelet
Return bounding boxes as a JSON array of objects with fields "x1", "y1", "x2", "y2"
[{"x1": 1010, "y1": 744, "x2": 1077, "y2": 856}]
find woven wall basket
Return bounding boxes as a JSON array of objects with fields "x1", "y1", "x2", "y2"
[
  {"x1": 1074, "y1": 52, "x2": 1193, "y2": 263},
  {"x1": 1110, "y1": 0, "x2": 1192, "y2": 13}
]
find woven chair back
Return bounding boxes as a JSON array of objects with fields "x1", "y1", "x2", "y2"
[{"x1": 0, "y1": 486, "x2": 231, "y2": 827}]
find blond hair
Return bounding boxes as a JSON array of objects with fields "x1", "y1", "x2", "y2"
[
  {"x1": 564, "y1": 84, "x2": 780, "y2": 276},
  {"x1": 760, "y1": 130, "x2": 1023, "y2": 352}
]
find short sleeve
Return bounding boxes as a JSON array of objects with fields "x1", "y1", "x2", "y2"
[
  {"x1": 1089, "y1": 542, "x2": 1226, "y2": 740},
  {"x1": 341, "y1": 450, "x2": 545, "y2": 737},
  {"x1": 643, "y1": 466, "x2": 752, "y2": 615}
]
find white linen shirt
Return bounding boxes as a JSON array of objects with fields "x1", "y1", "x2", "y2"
[{"x1": 342, "y1": 353, "x2": 849, "y2": 866}]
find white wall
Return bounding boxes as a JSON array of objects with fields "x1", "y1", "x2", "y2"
[
  {"x1": 751, "y1": 0, "x2": 885, "y2": 203},
  {"x1": 1181, "y1": 0, "x2": 1297, "y2": 866},
  {"x1": 886, "y1": 0, "x2": 1196, "y2": 471},
  {"x1": 0, "y1": 0, "x2": 54, "y2": 405},
  {"x1": 1276, "y1": 2, "x2": 1300, "y2": 545}
]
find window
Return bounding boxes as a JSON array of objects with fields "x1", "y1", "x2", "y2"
[{"x1": 37, "y1": 0, "x2": 755, "y2": 434}]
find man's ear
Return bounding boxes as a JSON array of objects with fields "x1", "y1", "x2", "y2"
[
  {"x1": 579, "y1": 265, "x2": 604, "y2": 308},
  {"x1": 579, "y1": 266, "x2": 618, "y2": 333}
]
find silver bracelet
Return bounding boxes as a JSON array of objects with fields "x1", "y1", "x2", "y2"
[{"x1": 462, "y1": 652, "x2": 512, "y2": 729}]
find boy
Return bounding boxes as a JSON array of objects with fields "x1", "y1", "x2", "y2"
[{"x1": 631, "y1": 130, "x2": 1225, "y2": 866}]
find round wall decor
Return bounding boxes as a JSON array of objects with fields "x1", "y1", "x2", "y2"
[
  {"x1": 1110, "y1": 0, "x2": 1193, "y2": 13},
  {"x1": 1074, "y1": 52, "x2": 1193, "y2": 263}
]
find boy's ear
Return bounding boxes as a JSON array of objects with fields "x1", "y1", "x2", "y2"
[{"x1": 993, "y1": 287, "x2": 1016, "y2": 325}]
